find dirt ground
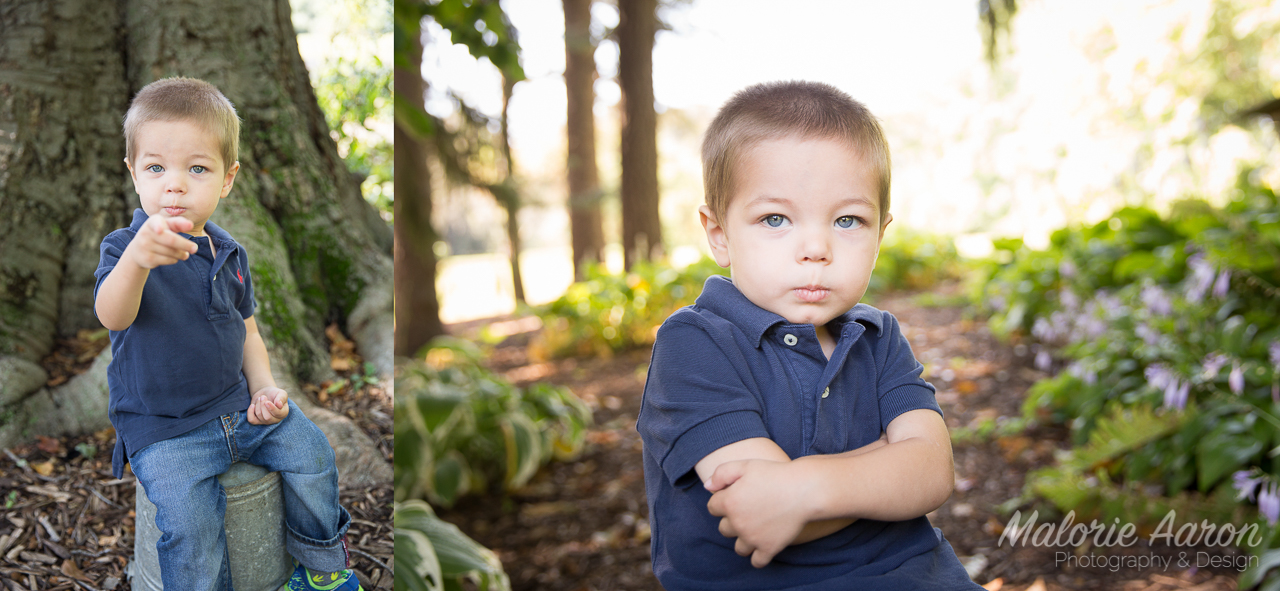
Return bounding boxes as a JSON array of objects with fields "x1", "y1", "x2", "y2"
[
  {"x1": 0, "y1": 327, "x2": 393, "y2": 590},
  {"x1": 441, "y1": 285, "x2": 1247, "y2": 591}
]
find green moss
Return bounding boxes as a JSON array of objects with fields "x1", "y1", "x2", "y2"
[{"x1": 250, "y1": 261, "x2": 315, "y2": 373}]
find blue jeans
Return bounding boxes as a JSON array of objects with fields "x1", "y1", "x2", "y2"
[{"x1": 130, "y1": 400, "x2": 351, "y2": 590}]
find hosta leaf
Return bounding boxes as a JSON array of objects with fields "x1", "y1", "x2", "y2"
[{"x1": 500, "y1": 412, "x2": 542, "y2": 490}]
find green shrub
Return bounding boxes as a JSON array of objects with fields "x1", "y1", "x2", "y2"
[
  {"x1": 979, "y1": 168, "x2": 1280, "y2": 543},
  {"x1": 869, "y1": 226, "x2": 967, "y2": 293},
  {"x1": 535, "y1": 258, "x2": 727, "y2": 358},
  {"x1": 394, "y1": 337, "x2": 593, "y2": 506}
]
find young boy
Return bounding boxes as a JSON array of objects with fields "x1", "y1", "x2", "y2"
[
  {"x1": 94, "y1": 77, "x2": 361, "y2": 591},
  {"x1": 637, "y1": 81, "x2": 983, "y2": 590}
]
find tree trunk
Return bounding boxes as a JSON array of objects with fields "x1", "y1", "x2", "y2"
[
  {"x1": 499, "y1": 73, "x2": 526, "y2": 305},
  {"x1": 617, "y1": 0, "x2": 663, "y2": 269},
  {"x1": 394, "y1": 23, "x2": 445, "y2": 358},
  {"x1": 0, "y1": 0, "x2": 392, "y2": 486},
  {"x1": 563, "y1": 0, "x2": 606, "y2": 281}
]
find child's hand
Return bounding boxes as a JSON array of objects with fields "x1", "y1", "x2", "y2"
[
  {"x1": 247, "y1": 387, "x2": 289, "y2": 425},
  {"x1": 705, "y1": 459, "x2": 810, "y2": 568},
  {"x1": 126, "y1": 214, "x2": 198, "y2": 269}
]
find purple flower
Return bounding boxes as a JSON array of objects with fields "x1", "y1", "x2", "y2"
[
  {"x1": 1146, "y1": 363, "x2": 1175, "y2": 391},
  {"x1": 1035, "y1": 349, "x2": 1052, "y2": 372},
  {"x1": 1059, "y1": 260, "x2": 1077, "y2": 279},
  {"x1": 1094, "y1": 291, "x2": 1123, "y2": 314},
  {"x1": 1235, "y1": 470, "x2": 1264, "y2": 502},
  {"x1": 1060, "y1": 290, "x2": 1080, "y2": 312},
  {"x1": 1270, "y1": 341, "x2": 1280, "y2": 370},
  {"x1": 1260, "y1": 482, "x2": 1280, "y2": 526},
  {"x1": 1212, "y1": 269, "x2": 1231, "y2": 299},
  {"x1": 1032, "y1": 317, "x2": 1056, "y2": 342},
  {"x1": 1186, "y1": 254, "x2": 1216, "y2": 303},
  {"x1": 1136, "y1": 323, "x2": 1161, "y2": 347},
  {"x1": 1230, "y1": 362, "x2": 1245, "y2": 395},
  {"x1": 1140, "y1": 285, "x2": 1173, "y2": 316},
  {"x1": 1082, "y1": 317, "x2": 1107, "y2": 339},
  {"x1": 1164, "y1": 379, "x2": 1190, "y2": 411},
  {"x1": 1201, "y1": 353, "x2": 1229, "y2": 379}
]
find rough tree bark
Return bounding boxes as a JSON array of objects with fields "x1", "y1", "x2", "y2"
[
  {"x1": 393, "y1": 22, "x2": 446, "y2": 359},
  {"x1": 617, "y1": 0, "x2": 663, "y2": 270},
  {"x1": 563, "y1": 0, "x2": 606, "y2": 281},
  {"x1": 0, "y1": 0, "x2": 391, "y2": 487}
]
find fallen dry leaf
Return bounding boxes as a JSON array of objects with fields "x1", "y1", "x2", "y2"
[
  {"x1": 62, "y1": 558, "x2": 90, "y2": 581},
  {"x1": 32, "y1": 460, "x2": 55, "y2": 476},
  {"x1": 982, "y1": 578, "x2": 1004, "y2": 591},
  {"x1": 35, "y1": 436, "x2": 60, "y2": 454}
]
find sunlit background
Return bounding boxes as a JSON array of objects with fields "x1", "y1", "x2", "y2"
[
  {"x1": 424, "y1": 0, "x2": 1280, "y2": 323},
  {"x1": 294, "y1": 0, "x2": 394, "y2": 216}
]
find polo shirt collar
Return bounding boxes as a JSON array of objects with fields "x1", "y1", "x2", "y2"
[
  {"x1": 695, "y1": 275, "x2": 885, "y2": 347},
  {"x1": 128, "y1": 208, "x2": 239, "y2": 253}
]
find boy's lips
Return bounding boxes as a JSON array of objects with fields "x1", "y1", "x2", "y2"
[
  {"x1": 794, "y1": 286, "x2": 830, "y2": 303},
  {"x1": 164, "y1": 207, "x2": 186, "y2": 216}
]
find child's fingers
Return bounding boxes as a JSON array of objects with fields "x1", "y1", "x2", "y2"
[
  {"x1": 718, "y1": 517, "x2": 738, "y2": 538},
  {"x1": 163, "y1": 215, "x2": 194, "y2": 234},
  {"x1": 144, "y1": 216, "x2": 197, "y2": 253},
  {"x1": 751, "y1": 549, "x2": 776, "y2": 569},
  {"x1": 705, "y1": 460, "x2": 747, "y2": 493}
]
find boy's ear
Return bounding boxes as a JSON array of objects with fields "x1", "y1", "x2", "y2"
[
  {"x1": 220, "y1": 161, "x2": 241, "y2": 199},
  {"x1": 124, "y1": 158, "x2": 141, "y2": 194},
  {"x1": 699, "y1": 205, "x2": 732, "y2": 268}
]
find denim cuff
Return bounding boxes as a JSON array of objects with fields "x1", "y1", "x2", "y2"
[{"x1": 286, "y1": 505, "x2": 352, "y2": 572}]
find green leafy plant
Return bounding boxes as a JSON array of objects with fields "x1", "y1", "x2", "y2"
[
  {"x1": 314, "y1": 55, "x2": 392, "y2": 214},
  {"x1": 978, "y1": 168, "x2": 1280, "y2": 572},
  {"x1": 535, "y1": 258, "x2": 728, "y2": 358},
  {"x1": 867, "y1": 226, "x2": 967, "y2": 294},
  {"x1": 394, "y1": 337, "x2": 592, "y2": 506},
  {"x1": 394, "y1": 500, "x2": 510, "y2": 591}
]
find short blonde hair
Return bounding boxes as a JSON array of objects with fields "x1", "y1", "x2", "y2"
[
  {"x1": 702, "y1": 81, "x2": 891, "y2": 226},
  {"x1": 123, "y1": 77, "x2": 240, "y2": 169}
]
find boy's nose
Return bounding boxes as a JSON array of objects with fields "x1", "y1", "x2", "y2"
[
  {"x1": 798, "y1": 231, "x2": 831, "y2": 263},
  {"x1": 164, "y1": 175, "x2": 186, "y2": 194}
]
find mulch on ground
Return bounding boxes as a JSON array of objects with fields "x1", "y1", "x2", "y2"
[
  {"x1": 1, "y1": 326, "x2": 393, "y2": 591},
  {"x1": 441, "y1": 285, "x2": 1246, "y2": 591}
]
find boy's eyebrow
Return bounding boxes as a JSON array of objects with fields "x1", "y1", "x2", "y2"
[
  {"x1": 744, "y1": 194, "x2": 878, "y2": 211},
  {"x1": 140, "y1": 151, "x2": 217, "y2": 161}
]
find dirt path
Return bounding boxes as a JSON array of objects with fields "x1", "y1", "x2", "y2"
[{"x1": 442, "y1": 286, "x2": 1243, "y2": 591}]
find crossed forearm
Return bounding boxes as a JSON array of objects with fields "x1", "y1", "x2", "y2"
[{"x1": 699, "y1": 410, "x2": 955, "y2": 566}]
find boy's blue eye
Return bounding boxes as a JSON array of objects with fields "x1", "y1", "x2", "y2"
[
  {"x1": 145, "y1": 164, "x2": 163, "y2": 173},
  {"x1": 763, "y1": 214, "x2": 787, "y2": 228},
  {"x1": 836, "y1": 216, "x2": 862, "y2": 229},
  {"x1": 190, "y1": 165, "x2": 207, "y2": 174}
]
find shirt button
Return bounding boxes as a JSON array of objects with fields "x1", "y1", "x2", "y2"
[
  {"x1": 783, "y1": 334, "x2": 798, "y2": 346},
  {"x1": 822, "y1": 387, "x2": 830, "y2": 398}
]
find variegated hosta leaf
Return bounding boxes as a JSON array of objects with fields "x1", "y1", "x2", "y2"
[{"x1": 395, "y1": 500, "x2": 511, "y2": 591}]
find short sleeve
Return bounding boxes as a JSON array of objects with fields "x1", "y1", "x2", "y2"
[
  {"x1": 236, "y1": 248, "x2": 256, "y2": 319},
  {"x1": 93, "y1": 230, "x2": 133, "y2": 318},
  {"x1": 637, "y1": 316, "x2": 771, "y2": 489},
  {"x1": 875, "y1": 312, "x2": 943, "y2": 432}
]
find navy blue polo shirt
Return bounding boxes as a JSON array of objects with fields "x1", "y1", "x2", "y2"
[
  {"x1": 637, "y1": 275, "x2": 979, "y2": 590},
  {"x1": 94, "y1": 209, "x2": 256, "y2": 478}
]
